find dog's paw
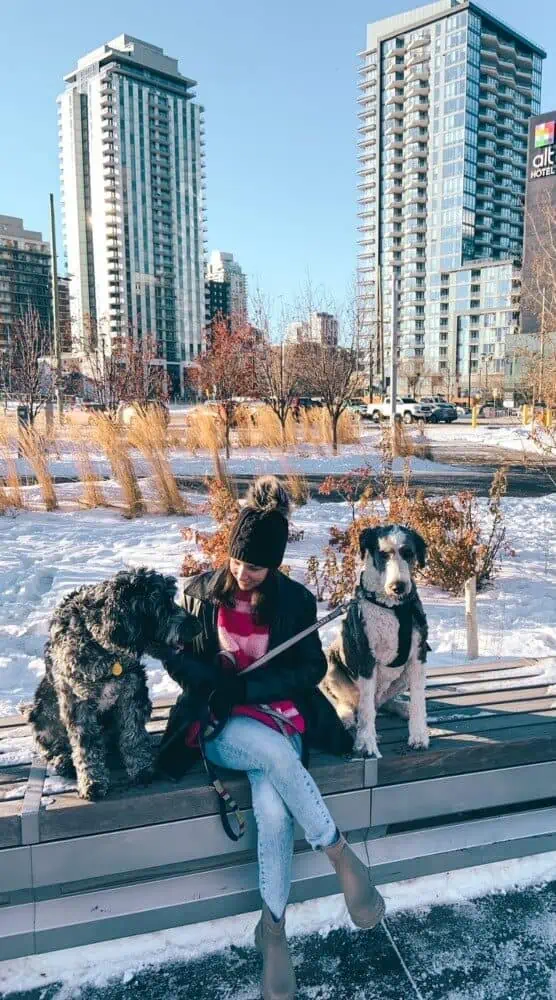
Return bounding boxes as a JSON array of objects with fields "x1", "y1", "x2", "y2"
[
  {"x1": 130, "y1": 765, "x2": 155, "y2": 787},
  {"x1": 355, "y1": 733, "x2": 383, "y2": 759},
  {"x1": 50, "y1": 755, "x2": 76, "y2": 779},
  {"x1": 78, "y1": 775, "x2": 110, "y2": 800},
  {"x1": 408, "y1": 730, "x2": 430, "y2": 751}
]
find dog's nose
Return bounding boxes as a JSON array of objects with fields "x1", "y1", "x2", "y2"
[{"x1": 392, "y1": 582, "x2": 405, "y2": 595}]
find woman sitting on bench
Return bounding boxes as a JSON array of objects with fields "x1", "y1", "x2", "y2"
[{"x1": 158, "y1": 475, "x2": 384, "y2": 1000}]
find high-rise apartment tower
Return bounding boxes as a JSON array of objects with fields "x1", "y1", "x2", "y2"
[
  {"x1": 358, "y1": 0, "x2": 544, "y2": 393},
  {"x1": 58, "y1": 35, "x2": 206, "y2": 394}
]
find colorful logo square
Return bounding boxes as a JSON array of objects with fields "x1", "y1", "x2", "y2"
[{"x1": 535, "y1": 121, "x2": 555, "y2": 148}]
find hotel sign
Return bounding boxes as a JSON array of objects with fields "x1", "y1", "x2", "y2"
[
  {"x1": 522, "y1": 111, "x2": 556, "y2": 334},
  {"x1": 530, "y1": 119, "x2": 556, "y2": 180}
]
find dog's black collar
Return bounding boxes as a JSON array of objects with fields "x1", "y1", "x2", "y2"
[
  {"x1": 357, "y1": 575, "x2": 416, "y2": 669},
  {"x1": 357, "y1": 576, "x2": 415, "y2": 611}
]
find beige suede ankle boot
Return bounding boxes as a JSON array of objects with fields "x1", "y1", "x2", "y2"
[
  {"x1": 254, "y1": 902, "x2": 296, "y2": 999},
  {"x1": 324, "y1": 832, "x2": 385, "y2": 929}
]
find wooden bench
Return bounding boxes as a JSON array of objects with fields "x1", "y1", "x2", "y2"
[{"x1": 2, "y1": 656, "x2": 556, "y2": 960}]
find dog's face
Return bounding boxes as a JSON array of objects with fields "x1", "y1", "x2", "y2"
[
  {"x1": 359, "y1": 526, "x2": 427, "y2": 606},
  {"x1": 108, "y1": 569, "x2": 202, "y2": 652}
]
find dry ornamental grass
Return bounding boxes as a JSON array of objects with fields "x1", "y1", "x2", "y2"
[
  {"x1": 18, "y1": 427, "x2": 58, "y2": 512},
  {"x1": 283, "y1": 473, "x2": 310, "y2": 506},
  {"x1": 66, "y1": 421, "x2": 106, "y2": 509},
  {"x1": 90, "y1": 413, "x2": 145, "y2": 518},
  {"x1": 127, "y1": 406, "x2": 188, "y2": 516},
  {"x1": 183, "y1": 407, "x2": 224, "y2": 453},
  {"x1": 0, "y1": 418, "x2": 24, "y2": 509}
]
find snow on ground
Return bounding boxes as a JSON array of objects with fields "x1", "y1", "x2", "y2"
[
  {"x1": 0, "y1": 434, "x2": 457, "y2": 481},
  {"x1": 1, "y1": 851, "x2": 555, "y2": 998},
  {"x1": 424, "y1": 419, "x2": 553, "y2": 457},
  {"x1": 1, "y1": 485, "x2": 556, "y2": 723}
]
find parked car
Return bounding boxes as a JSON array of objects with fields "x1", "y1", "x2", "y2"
[
  {"x1": 367, "y1": 396, "x2": 434, "y2": 424},
  {"x1": 455, "y1": 404, "x2": 471, "y2": 418},
  {"x1": 420, "y1": 395, "x2": 448, "y2": 406},
  {"x1": 117, "y1": 400, "x2": 170, "y2": 427},
  {"x1": 347, "y1": 398, "x2": 367, "y2": 416},
  {"x1": 428, "y1": 402, "x2": 458, "y2": 424}
]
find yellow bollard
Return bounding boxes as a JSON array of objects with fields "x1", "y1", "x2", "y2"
[
  {"x1": 545, "y1": 409, "x2": 553, "y2": 429},
  {"x1": 522, "y1": 405, "x2": 530, "y2": 425},
  {"x1": 471, "y1": 405, "x2": 479, "y2": 428}
]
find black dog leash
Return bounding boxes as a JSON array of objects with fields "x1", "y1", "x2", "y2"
[
  {"x1": 197, "y1": 604, "x2": 349, "y2": 842},
  {"x1": 198, "y1": 710, "x2": 246, "y2": 842}
]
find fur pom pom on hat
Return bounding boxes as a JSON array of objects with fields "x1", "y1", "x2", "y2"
[
  {"x1": 244, "y1": 476, "x2": 290, "y2": 518},
  {"x1": 229, "y1": 476, "x2": 290, "y2": 569}
]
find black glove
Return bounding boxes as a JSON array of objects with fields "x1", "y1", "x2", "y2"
[
  {"x1": 209, "y1": 670, "x2": 247, "y2": 720},
  {"x1": 161, "y1": 648, "x2": 219, "y2": 690}
]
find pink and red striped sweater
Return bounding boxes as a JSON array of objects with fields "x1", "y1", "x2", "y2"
[{"x1": 185, "y1": 595, "x2": 305, "y2": 747}]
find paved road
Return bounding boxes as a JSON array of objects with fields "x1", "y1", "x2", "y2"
[
  {"x1": 12, "y1": 465, "x2": 555, "y2": 498},
  {"x1": 177, "y1": 465, "x2": 555, "y2": 498},
  {"x1": 6, "y1": 881, "x2": 556, "y2": 999}
]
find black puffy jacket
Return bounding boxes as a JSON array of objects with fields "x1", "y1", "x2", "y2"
[{"x1": 157, "y1": 569, "x2": 353, "y2": 778}]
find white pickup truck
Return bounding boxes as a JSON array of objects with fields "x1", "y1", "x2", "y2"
[{"x1": 367, "y1": 396, "x2": 435, "y2": 424}]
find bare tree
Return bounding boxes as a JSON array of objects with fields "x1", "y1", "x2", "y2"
[
  {"x1": 398, "y1": 359, "x2": 424, "y2": 398},
  {"x1": 523, "y1": 190, "x2": 556, "y2": 336},
  {"x1": 518, "y1": 191, "x2": 556, "y2": 406},
  {"x1": 285, "y1": 279, "x2": 361, "y2": 453},
  {"x1": 250, "y1": 290, "x2": 302, "y2": 445},
  {"x1": 74, "y1": 316, "x2": 169, "y2": 413},
  {"x1": 194, "y1": 317, "x2": 257, "y2": 458},
  {"x1": 302, "y1": 340, "x2": 360, "y2": 454},
  {"x1": 7, "y1": 309, "x2": 53, "y2": 424}
]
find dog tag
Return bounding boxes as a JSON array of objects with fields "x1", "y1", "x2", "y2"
[{"x1": 112, "y1": 661, "x2": 124, "y2": 677}]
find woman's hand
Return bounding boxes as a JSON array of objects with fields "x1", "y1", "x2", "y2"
[
  {"x1": 209, "y1": 671, "x2": 247, "y2": 720},
  {"x1": 161, "y1": 647, "x2": 220, "y2": 689}
]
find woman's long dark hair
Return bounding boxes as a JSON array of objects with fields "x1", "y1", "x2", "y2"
[{"x1": 209, "y1": 561, "x2": 280, "y2": 626}]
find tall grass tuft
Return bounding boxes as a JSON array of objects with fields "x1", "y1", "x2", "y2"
[
  {"x1": 0, "y1": 479, "x2": 10, "y2": 513},
  {"x1": 67, "y1": 421, "x2": 107, "y2": 509},
  {"x1": 19, "y1": 427, "x2": 58, "y2": 511},
  {"x1": 298, "y1": 407, "x2": 327, "y2": 446},
  {"x1": 183, "y1": 407, "x2": 224, "y2": 453},
  {"x1": 128, "y1": 406, "x2": 187, "y2": 515},
  {"x1": 90, "y1": 414, "x2": 145, "y2": 518},
  {"x1": 284, "y1": 473, "x2": 310, "y2": 506},
  {"x1": 0, "y1": 418, "x2": 24, "y2": 508},
  {"x1": 235, "y1": 405, "x2": 297, "y2": 450},
  {"x1": 336, "y1": 409, "x2": 361, "y2": 445}
]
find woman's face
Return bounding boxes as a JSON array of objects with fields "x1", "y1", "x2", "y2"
[{"x1": 229, "y1": 558, "x2": 269, "y2": 592}]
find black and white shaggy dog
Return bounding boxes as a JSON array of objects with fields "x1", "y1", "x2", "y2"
[
  {"x1": 29, "y1": 569, "x2": 201, "y2": 800},
  {"x1": 323, "y1": 525, "x2": 429, "y2": 758}
]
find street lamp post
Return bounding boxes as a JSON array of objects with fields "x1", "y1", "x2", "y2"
[
  {"x1": 480, "y1": 353, "x2": 493, "y2": 397},
  {"x1": 49, "y1": 193, "x2": 64, "y2": 423},
  {"x1": 468, "y1": 348, "x2": 472, "y2": 410}
]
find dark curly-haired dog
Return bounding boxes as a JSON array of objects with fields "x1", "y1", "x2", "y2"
[{"x1": 29, "y1": 568, "x2": 201, "y2": 800}]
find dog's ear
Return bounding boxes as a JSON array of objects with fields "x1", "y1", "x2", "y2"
[
  {"x1": 359, "y1": 527, "x2": 379, "y2": 559},
  {"x1": 407, "y1": 529, "x2": 427, "y2": 568},
  {"x1": 163, "y1": 575, "x2": 178, "y2": 600}
]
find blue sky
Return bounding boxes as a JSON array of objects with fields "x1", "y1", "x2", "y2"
[{"x1": 1, "y1": 0, "x2": 554, "y2": 307}]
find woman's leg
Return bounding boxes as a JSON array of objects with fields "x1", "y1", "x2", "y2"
[
  {"x1": 204, "y1": 715, "x2": 337, "y2": 850},
  {"x1": 205, "y1": 715, "x2": 386, "y2": 934},
  {"x1": 204, "y1": 720, "x2": 301, "y2": 998},
  {"x1": 249, "y1": 771, "x2": 294, "y2": 920}
]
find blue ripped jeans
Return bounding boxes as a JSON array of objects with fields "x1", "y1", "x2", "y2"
[{"x1": 204, "y1": 715, "x2": 337, "y2": 919}]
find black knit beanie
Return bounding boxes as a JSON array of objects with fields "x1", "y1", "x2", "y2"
[{"x1": 228, "y1": 476, "x2": 290, "y2": 569}]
